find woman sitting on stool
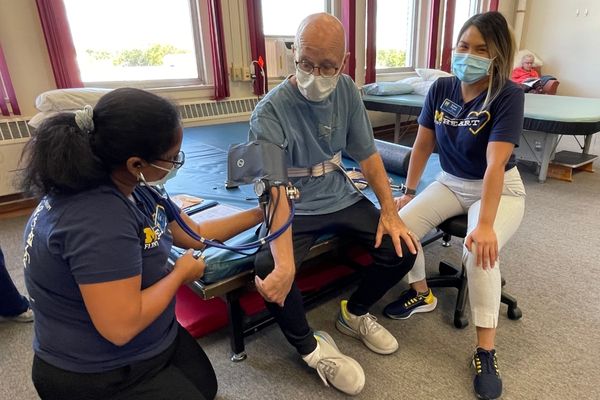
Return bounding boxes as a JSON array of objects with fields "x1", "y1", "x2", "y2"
[{"x1": 383, "y1": 12, "x2": 526, "y2": 400}]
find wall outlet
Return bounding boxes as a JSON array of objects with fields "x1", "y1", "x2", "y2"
[
  {"x1": 243, "y1": 66, "x2": 251, "y2": 81},
  {"x1": 231, "y1": 66, "x2": 243, "y2": 81}
]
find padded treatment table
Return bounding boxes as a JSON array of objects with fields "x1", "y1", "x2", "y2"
[
  {"x1": 166, "y1": 122, "x2": 441, "y2": 360},
  {"x1": 168, "y1": 122, "x2": 441, "y2": 285},
  {"x1": 363, "y1": 93, "x2": 600, "y2": 182},
  {"x1": 519, "y1": 95, "x2": 600, "y2": 182},
  {"x1": 363, "y1": 94, "x2": 424, "y2": 144}
]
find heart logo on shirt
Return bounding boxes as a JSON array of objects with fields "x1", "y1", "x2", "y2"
[{"x1": 467, "y1": 110, "x2": 491, "y2": 135}]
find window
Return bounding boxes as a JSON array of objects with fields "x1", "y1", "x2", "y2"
[
  {"x1": 452, "y1": 0, "x2": 481, "y2": 44},
  {"x1": 262, "y1": 0, "x2": 330, "y2": 36},
  {"x1": 63, "y1": 0, "x2": 208, "y2": 88},
  {"x1": 375, "y1": 0, "x2": 417, "y2": 73},
  {"x1": 261, "y1": 0, "x2": 332, "y2": 78}
]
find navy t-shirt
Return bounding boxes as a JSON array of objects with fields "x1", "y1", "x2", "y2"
[
  {"x1": 23, "y1": 184, "x2": 178, "y2": 373},
  {"x1": 418, "y1": 76, "x2": 524, "y2": 179}
]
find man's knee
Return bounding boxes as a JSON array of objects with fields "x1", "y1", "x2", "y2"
[{"x1": 374, "y1": 236, "x2": 417, "y2": 268}]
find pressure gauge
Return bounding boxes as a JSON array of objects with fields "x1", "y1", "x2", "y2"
[{"x1": 254, "y1": 179, "x2": 268, "y2": 197}]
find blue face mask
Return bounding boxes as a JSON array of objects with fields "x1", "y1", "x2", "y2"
[
  {"x1": 451, "y1": 53, "x2": 492, "y2": 84},
  {"x1": 146, "y1": 164, "x2": 178, "y2": 187}
]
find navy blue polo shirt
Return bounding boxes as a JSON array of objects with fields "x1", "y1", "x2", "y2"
[
  {"x1": 418, "y1": 76, "x2": 524, "y2": 179},
  {"x1": 24, "y1": 184, "x2": 178, "y2": 373}
]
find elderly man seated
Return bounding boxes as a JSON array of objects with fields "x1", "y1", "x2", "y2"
[{"x1": 511, "y1": 53, "x2": 559, "y2": 94}]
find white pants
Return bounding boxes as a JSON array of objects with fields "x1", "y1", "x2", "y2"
[{"x1": 399, "y1": 167, "x2": 526, "y2": 328}]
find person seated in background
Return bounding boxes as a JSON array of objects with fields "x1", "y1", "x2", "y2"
[
  {"x1": 20, "y1": 88, "x2": 263, "y2": 400},
  {"x1": 0, "y1": 246, "x2": 33, "y2": 323},
  {"x1": 511, "y1": 53, "x2": 559, "y2": 94}
]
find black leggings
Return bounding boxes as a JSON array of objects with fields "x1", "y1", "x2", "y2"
[
  {"x1": 32, "y1": 325, "x2": 217, "y2": 400},
  {"x1": 255, "y1": 198, "x2": 417, "y2": 355}
]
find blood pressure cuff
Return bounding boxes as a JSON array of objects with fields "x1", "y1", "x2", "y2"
[
  {"x1": 226, "y1": 140, "x2": 288, "y2": 188},
  {"x1": 374, "y1": 140, "x2": 412, "y2": 177}
]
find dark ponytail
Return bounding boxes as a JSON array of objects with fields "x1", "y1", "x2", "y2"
[
  {"x1": 20, "y1": 112, "x2": 107, "y2": 195},
  {"x1": 20, "y1": 88, "x2": 180, "y2": 196}
]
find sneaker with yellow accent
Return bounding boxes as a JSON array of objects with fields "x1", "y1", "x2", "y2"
[
  {"x1": 472, "y1": 347, "x2": 502, "y2": 400},
  {"x1": 383, "y1": 288, "x2": 437, "y2": 320},
  {"x1": 302, "y1": 331, "x2": 365, "y2": 395},
  {"x1": 335, "y1": 300, "x2": 398, "y2": 355}
]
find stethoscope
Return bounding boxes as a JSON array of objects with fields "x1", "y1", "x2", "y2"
[{"x1": 137, "y1": 174, "x2": 295, "y2": 255}]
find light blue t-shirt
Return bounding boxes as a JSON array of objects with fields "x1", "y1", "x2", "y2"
[{"x1": 249, "y1": 74, "x2": 376, "y2": 215}]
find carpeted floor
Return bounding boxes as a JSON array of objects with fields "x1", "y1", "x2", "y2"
[{"x1": 1, "y1": 136, "x2": 599, "y2": 400}]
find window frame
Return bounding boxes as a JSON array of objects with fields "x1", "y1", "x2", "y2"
[
  {"x1": 374, "y1": 0, "x2": 420, "y2": 76},
  {"x1": 262, "y1": 0, "x2": 333, "y2": 79},
  {"x1": 66, "y1": 0, "x2": 212, "y2": 90}
]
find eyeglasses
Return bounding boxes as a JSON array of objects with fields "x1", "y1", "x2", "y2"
[
  {"x1": 295, "y1": 60, "x2": 339, "y2": 78},
  {"x1": 155, "y1": 150, "x2": 185, "y2": 169}
]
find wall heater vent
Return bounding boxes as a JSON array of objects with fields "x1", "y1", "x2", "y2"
[
  {"x1": 178, "y1": 97, "x2": 259, "y2": 122},
  {"x1": 0, "y1": 118, "x2": 32, "y2": 196}
]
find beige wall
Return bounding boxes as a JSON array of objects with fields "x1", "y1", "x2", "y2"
[{"x1": 518, "y1": 0, "x2": 600, "y2": 97}]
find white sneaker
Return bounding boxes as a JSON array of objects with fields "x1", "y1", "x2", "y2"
[
  {"x1": 0, "y1": 307, "x2": 33, "y2": 323},
  {"x1": 302, "y1": 330, "x2": 365, "y2": 395},
  {"x1": 336, "y1": 300, "x2": 398, "y2": 355}
]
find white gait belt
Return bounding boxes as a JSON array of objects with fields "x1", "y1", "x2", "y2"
[{"x1": 287, "y1": 152, "x2": 367, "y2": 193}]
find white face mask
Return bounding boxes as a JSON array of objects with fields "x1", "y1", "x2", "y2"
[
  {"x1": 144, "y1": 164, "x2": 178, "y2": 187},
  {"x1": 295, "y1": 67, "x2": 340, "y2": 102}
]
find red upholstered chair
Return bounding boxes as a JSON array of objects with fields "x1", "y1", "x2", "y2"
[{"x1": 543, "y1": 80, "x2": 560, "y2": 95}]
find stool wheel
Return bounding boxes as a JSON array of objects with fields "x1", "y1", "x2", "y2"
[
  {"x1": 230, "y1": 351, "x2": 247, "y2": 362},
  {"x1": 454, "y1": 314, "x2": 469, "y2": 329},
  {"x1": 507, "y1": 306, "x2": 522, "y2": 320}
]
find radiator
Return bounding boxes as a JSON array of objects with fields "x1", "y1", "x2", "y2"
[
  {"x1": 0, "y1": 118, "x2": 32, "y2": 196},
  {"x1": 177, "y1": 97, "x2": 258, "y2": 123}
]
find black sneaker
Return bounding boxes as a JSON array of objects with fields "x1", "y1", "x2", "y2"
[
  {"x1": 383, "y1": 288, "x2": 437, "y2": 319},
  {"x1": 472, "y1": 348, "x2": 502, "y2": 400}
]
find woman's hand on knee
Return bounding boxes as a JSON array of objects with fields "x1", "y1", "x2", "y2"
[{"x1": 465, "y1": 226, "x2": 498, "y2": 269}]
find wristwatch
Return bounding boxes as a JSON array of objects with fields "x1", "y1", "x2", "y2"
[{"x1": 403, "y1": 187, "x2": 417, "y2": 196}]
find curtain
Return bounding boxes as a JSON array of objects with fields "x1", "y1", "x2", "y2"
[
  {"x1": 246, "y1": 0, "x2": 268, "y2": 96},
  {"x1": 440, "y1": 0, "x2": 456, "y2": 72},
  {"x1": 340, "y1": 0, "x2": 356, "y2": 81},
  {"x1": 364, "y1": 0, "x2": 377, "y2": 84},
  {"x1": 35, "y1": 0, "x2": 83, "y2": 88},
  {"x1": 207, "y1": 0, "x2": 230, "y2": 100},
  {"x1": 0, "y1": 44, "x2": 21, "y2": 116},
  {"x1": 489, "y1": 0, "x2": 499, "y2": 12},
  {"x1": 427, "y1": 0, "x2": 441, "y2": 68}
]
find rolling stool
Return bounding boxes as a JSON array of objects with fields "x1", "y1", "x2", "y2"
[{"x1": 426, "y1": 214, "x2": 522, "y2": 328}]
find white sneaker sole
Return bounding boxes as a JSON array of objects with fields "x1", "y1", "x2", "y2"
[{"x1": 335, "y1": 318, "x2": 398, "y2": 355}]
